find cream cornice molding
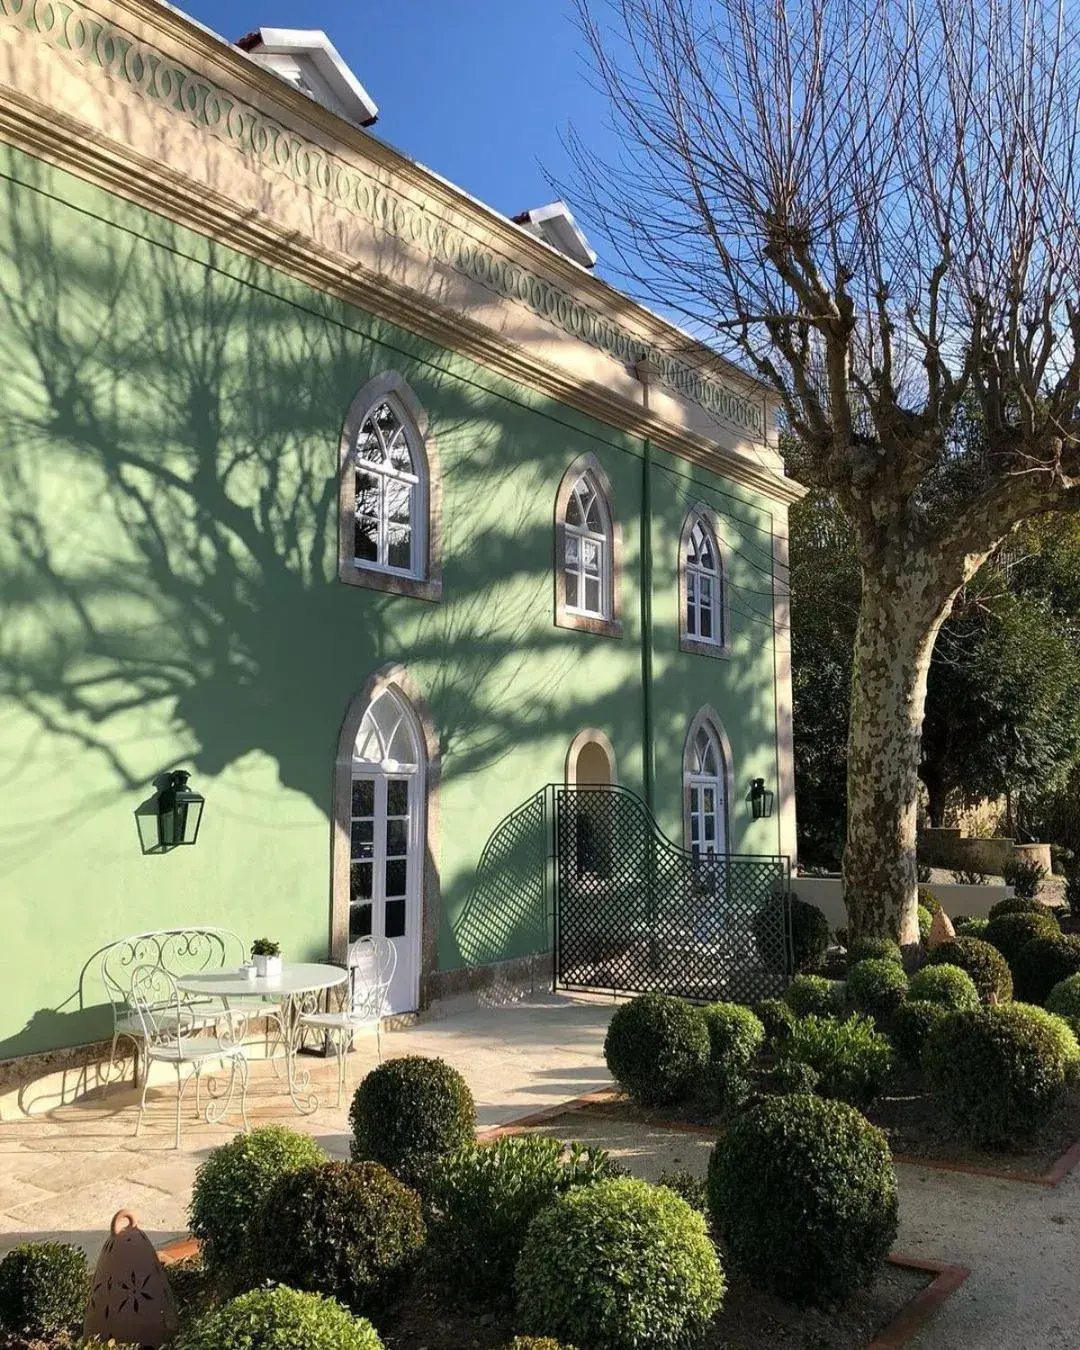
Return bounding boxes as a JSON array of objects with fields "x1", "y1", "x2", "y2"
[{"x1": 0, "y1": 0, "x2": 804, "y2": 505}]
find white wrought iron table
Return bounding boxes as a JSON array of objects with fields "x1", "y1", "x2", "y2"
[{"x1": 176, "y1": 963, "x2": 347, "y2": 1114}]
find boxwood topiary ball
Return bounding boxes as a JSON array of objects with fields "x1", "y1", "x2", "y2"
[
  {"x1": 250, "y1": 1161, "x2": 425, "y2": 1315},
  {"x1": 907, "y1": 964, "x2": 980, "y2": 1011},
  {"x1": 847, "y1": 937, "x2": 903, "y2": 967},
  {"x1": 515, "y1": 1177, "x2": 724, "y2": 1350},
  {"x1": 917, "y1": 905, "x2": 933, "y2": 943},
  {"x1": 953, "y1": 916, "x2": 989, "y2": 939},
  {"x1": 0, "y1": 1241, "x2": 89, "y2": 1338},
  {"x1": 707, "y1": 1094, "x2": 897, "y2": 1307},
  {"x1": 924, "y1": 1004, "x2": 1072, "y2": 1145},
  {"x1": 754, "y1": 997, "x2": 796, "y2": 1047},
  {"x1": 603, "y1": 994, "x2": 710, "y2": 1106},
  {"x1": 889, "y1": 1000, "x2": 950, "y2": 1068},
  {"x1": 783, "y1": 974, "x2": 843, "y2": 1019},
  {"x1": 173, "y1": 1285, "x2": 384, "y2": 1349},
  {"x1": 188, "y1": 1124, "x2": 326, "y2": 1285},
  {"x1": 845, "y1": 959, "x2": 908, "y2": 1024},
  {"x1": 1011, "y1": 934, "x2": 1080, "y2": 1005},
  {"x1": 984, "y1": 911, "x2": 1059, "y2": 966},
  {"x1": 755, "y1": 896, "x2": 830, "y2": 975},
  {"x1": 349, "y1": 1056, "x2": 475, "y2": 1191},
  {"x1": 701, "y1": 1003, "x2": 765, "y2": 1093},
  {"x1": 1047, "y1": 972, "x2": 1080, "y2": 1022},
  {"x1": 924, "y1": 937, "x2": 1013, "y2": 1003},
  {"x1": 988, "y1": 897, "x2": 1053, "y2": 920}
]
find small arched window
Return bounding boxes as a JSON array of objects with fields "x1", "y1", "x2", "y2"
[
  {"x1": 684, "y1": 713, "x2": 731, "y2": 857},
  {"x1": 353, "y1": 399, "x2": 423, "y2": 576},
  {"x1": 338, "y1": 373, "x2": 442, "y2": 602},
  {"x1": 680, "y1": 508, "x2": 729, "y2": 657},
  {"x1": 564, "y1": 474, "x2": 610, "y2": 619},
  {"x1": 554, "y1": 456, "x2": 622, "y2": 637}
]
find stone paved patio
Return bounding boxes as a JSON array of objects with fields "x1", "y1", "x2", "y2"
[{"x1": 1, "y1": 992, "x2": 1077, "y2": 1348}]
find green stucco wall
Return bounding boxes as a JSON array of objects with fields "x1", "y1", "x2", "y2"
[{"x1": 0, "y1": 143, "x2": 782, "y2": 1059}]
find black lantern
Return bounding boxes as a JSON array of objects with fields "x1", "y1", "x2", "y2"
[
  {"x1": 156, "y1": 771, "x2": 205, "y2": 848},
  {"x1": 746, "y1": 777, "x2": 775, "y2": 820}
]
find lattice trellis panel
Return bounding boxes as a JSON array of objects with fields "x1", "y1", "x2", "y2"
[
  {"x1": 555, "y1": 787, "x2": 791, "y2": 1003},
  {"x1": 456, "y1": 790, "x2": 549, "y2": 966}
]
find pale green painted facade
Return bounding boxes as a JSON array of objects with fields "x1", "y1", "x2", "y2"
[{"x1": 0, "y1": 143, "x2": 784, "y2": 1061}]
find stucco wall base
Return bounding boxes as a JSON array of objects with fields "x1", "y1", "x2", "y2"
[{"x1": 422, "y1": 951, "x2": 553, "y2": 1016}]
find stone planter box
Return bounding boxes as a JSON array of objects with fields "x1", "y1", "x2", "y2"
[{"x1": 794, "y1": 876, "x2": 1014, "y2": 935}]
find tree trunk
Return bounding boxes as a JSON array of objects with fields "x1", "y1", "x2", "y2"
[{"x1": 843, "y1": 566, "x2": 957, "y2": 945}]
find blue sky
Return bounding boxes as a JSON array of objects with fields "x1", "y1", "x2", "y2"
[{"x1": 181, "y1": 0, "x2": 613, "y2": 241}]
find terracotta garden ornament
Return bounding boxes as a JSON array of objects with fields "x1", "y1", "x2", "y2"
[{"x1": 83, "y1": 1209, "x2": 179, "y2": 1347}]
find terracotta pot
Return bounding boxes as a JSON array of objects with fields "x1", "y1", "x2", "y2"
[{"x1": 83, "y1": 1209, "x2": 179, "y2": 1348}]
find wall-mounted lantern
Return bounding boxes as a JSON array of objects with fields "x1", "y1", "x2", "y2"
[
  {"x1": 745, "y1": 777, "x2": 775, "y2": 820},
  {"x1": 156, "y1": 770, "x2": 204, "y2": 848}
]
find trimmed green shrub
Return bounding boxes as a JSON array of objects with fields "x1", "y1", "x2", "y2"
[
  {"x1": 889, "y1": 1000, "x2": 950, "y2": 1067},
  {"x1": 753, "y1": 997, "x2": 795, "y2": 1047},
  {"x1": 985, "y1": 911, "x2": 1059, "y2": 966},
  {"x1": 774, "y1": 1013, "x2": 893, "y2": 1108},
  {"x1": 707, "y1": 1094, "x2": 898, "y2": 1307},
  {"x1": 702, "y1": 1003, "x2": 764, "y2": 1103},
  {"x1": 755, "y1": 894, "x2": 830, "y2": 975},
  {"x1": 426, "y1": 1135, "x2": 617, "y2": 1306},
  {"x1": 907, "y1": 964, "x2": 980, "y2": 1011},
  {"x1": 603, "y1": 994, "x2": 709, "y2": 1106},
  {"x1": 988, "y1": 896, "x2": 1051, "y2": 920},
  {"x1": 917, "y1": 904, "x2": 933, "y2": 942},
  {"x1": 515, "y1": 1177, "x2": 724, "y2": 1350},
  {"x1": 954, "y1": 915, "x2": 989, "y2": 938},
  {"x1": 251, "y1": 1161, "x2": 425, "y2": 1315},
  {"x1": 924, "y1": 1005, "x2": 1072, "y2": 1145},
  {"x1": 783, "y1": 974, "x2": 843, "y2": 1018},
  {"x1": 1002, "y1": 857, "x2": 1047, "y2": 901},
  {"x1": 174, "y1": 1286, "x2": 383, "y2": 1350},
  {"x1": 349, "y1": 1056, "x2": 475, "y2": 1190},
  {"x1": 1047, "y1": 972, "x2": 1080, "y2": 1022},
  {"x1": 925, "y1": 937, "x2": 1013, "y2": 1003},
  {"x1": 846, "y1": 958, "x2": 908, "y2": 1024},
  {"x1": 657, "y1": 1168, "x2": 708, "y2": 1214},
  {"x1": 1012, "y1": 934, "x2": 1080, "y2": 1005},
  {"x1": 847, "y1": 937, "x2": 903, "y2": 967},
  {"x1": 507, "y1": 1340, "x2": 576, "y2": 1350},
  {"x1": 919, "y1": 887, "x2": 942, "y2": 915},
  {"x1": 1015, "y1": 1003, "x2": 1080, "y2": 1072},
  {"x1": 189, "y1": 1125, "x2": 325, "y2": 1285},
  {"x1": 0, "y1": 1241, "x2": 89, "y2": 1338}
]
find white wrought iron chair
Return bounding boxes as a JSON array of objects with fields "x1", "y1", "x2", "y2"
[
  {"x1": 297, "y1": 937, "x2": 396, "y2": 1108},
  {"x1": 129, "y1": 964, "x2": 250, "y2": 1148},
  {"x1": 101, "y1": 928, "x2": 248, "y2": 1087}
]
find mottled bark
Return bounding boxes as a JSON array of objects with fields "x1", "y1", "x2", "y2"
[{"x1": 843, "y1": 564, "x2": 957, "y2": 944}]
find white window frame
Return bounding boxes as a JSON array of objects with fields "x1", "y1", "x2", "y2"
[
  {"x1": 338, "y1": 372, "x2": 443, "y2": 603},
  {"x1": 679, "y1": 507, "x2": 731, "y2": 659},
  {"x1": 564, "y1": 474, "x2": 611, "y2": 620},
  {"x1": 351, "y1": 396, "x2": 426, "y2": 580},
  {"x1": 683, "y1": 709, "x2": 734, "y2": 858}
]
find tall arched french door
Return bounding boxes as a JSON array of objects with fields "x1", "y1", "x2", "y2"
[
  {"x1": 684, "y1": 716, "x2": 730, "y2": 859},
  {"x1": 345, "y1": 687, "x2": 425, "y2": 1013}
]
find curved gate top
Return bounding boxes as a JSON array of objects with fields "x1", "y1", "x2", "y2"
[{"x1": 554, "y1": 786, "x2": 791, "y2": 1003}]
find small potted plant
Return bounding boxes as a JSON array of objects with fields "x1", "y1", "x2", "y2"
[{"x1": 251, "y1": 938, "x2": 282, "y2": 979}]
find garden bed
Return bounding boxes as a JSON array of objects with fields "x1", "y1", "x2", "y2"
[
  {"x1": 379, "y1": 1262, "x2": 933, "y2": 1350},
  {"x1": 572, "y1": 1077, "x2": 1080, "y2": 1182}
]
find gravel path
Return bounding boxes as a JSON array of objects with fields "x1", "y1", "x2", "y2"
[{"x1": 528, "y1": 1110, "x2": 1080, "y2": 1350}]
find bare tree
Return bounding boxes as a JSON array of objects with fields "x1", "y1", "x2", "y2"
[{"x1": 573, "y1": 0, "x2": 1080, "y2": 942}]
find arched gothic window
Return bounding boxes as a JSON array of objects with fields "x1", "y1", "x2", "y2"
[
  {"x1": 352, "y1": 399, "x2": 424, "y2": 576},
  {"x1": 563, "y1": 473, "x2": 611, "y2": 619},
  {"x1": 684, "y1": 715, "x2": 730, "y2": 857},
  {"x1": 338, "y1": 373, "x2": 442, "y2": 601},
  {"x1": 679, "y1": 508, "x2": 730, "y2": 657}
]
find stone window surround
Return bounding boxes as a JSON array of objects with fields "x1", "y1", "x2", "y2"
[
  {"x1": 682, "y1": 706, "x2": 736, "y2": 854},
  {"x1": 553, "y1": 453, "x2": 623, "y2": 639},
  {"x1": 330, "y1": 664, "x2": 441, "y2": 1002},
  {"x1": 564, "y1": 727, "x2": 619, "y2": 787},
  {"x1": 338, "y1": 371, "x2": 443, "y2": 602},
  {"x1": 678, "y1": 503, "x2": 732, "y2": 660}
]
